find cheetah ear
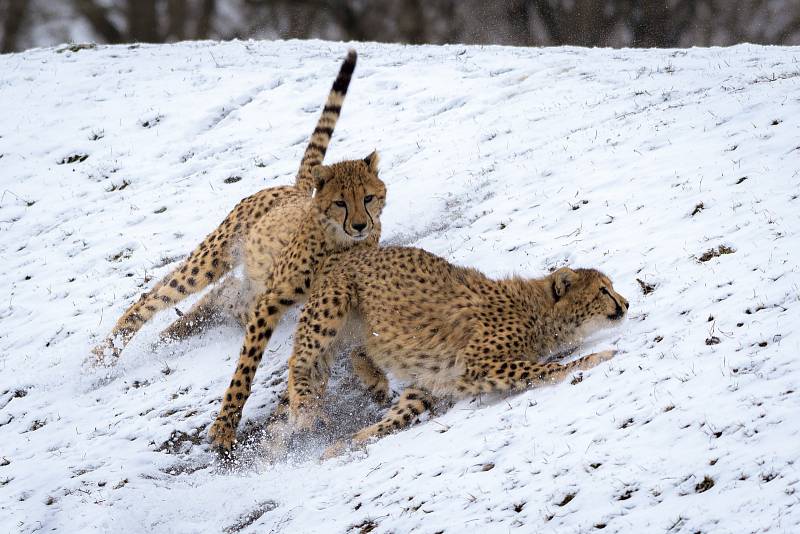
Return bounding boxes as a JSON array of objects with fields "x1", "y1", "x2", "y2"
[
  {"x1": 552, "y1": 267, "x2": 577, "y2": 301},
  {"x1": 364, "y1": 150, "x2": 380, "y2": 174},
  {"x1": 311, "y1": 165, "x2": 333, "y2": 191}
]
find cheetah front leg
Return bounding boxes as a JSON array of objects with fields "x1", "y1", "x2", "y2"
[
  {"x1": 455, "y1": 350, "x2": 616, "y2": 396},
  {"x1": 207, "y1": 288, "x2": 291, "y2": 451},
  {"x1": 208, "y1": 268, "x2": 340, "y2": 450},
  {"x1": 322, "y1": 387, "x2": 434, "y2": 459},
  {"x1": 283, "y1": 281, "x2": 354, "y2": 433}
]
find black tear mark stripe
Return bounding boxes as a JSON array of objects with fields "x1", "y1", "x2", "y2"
[{"x1": 340, "y1": 201, "x2": 350, "y2": 234}]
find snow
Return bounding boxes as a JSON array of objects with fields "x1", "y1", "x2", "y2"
[{"x1": 1, "y1": 39, "x2": 799, "y2": 533}]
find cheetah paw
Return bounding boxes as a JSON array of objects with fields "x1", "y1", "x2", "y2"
[
  {"x1": 321, "y1": 440, "x2": 348, "y2": 461},
  {"x1": 90, "y1": 340, "x2": 120, "y2": 365},
  {"x1": 592, "y1": 349, "x2": 616, "y2": 363},
  {"x1": 288, "y1": 404, "x2": 327, "y2": 432},
  {"x1": 580, "y1": 349, "x2": 616, "y2": 369},
  {"x1": 208, "y1": 417, "x2": 237, "y2": 451},
  {"x1": 368, "y1": 385, "x2": 392, "y2": 405}
]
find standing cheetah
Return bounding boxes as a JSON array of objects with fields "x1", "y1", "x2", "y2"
[
  {"x1": 207, "y1": 149, "x2": 387, "y2": 450},
  {"x1": 274, "y1": 246, "x2": 628, "y2": 454},
  {"x1": 92, "y1": 49, "x2": 367, "y2": 362}
]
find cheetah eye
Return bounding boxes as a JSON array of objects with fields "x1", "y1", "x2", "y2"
[
  {"x1": 334, "y1": 200, "x2": 346, "y2": 208},
  {"x1": 364, "y1": 195, "x2": 374, "y2": 203},
  {"x1": 600, "y1": 287, "x2": 610, "y2": 296}
]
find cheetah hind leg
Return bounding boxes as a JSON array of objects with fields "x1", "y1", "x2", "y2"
[
  {"x1": 322, "y1": 387, "x2": 434, "y2": 460},
  {"x1": 350, "y1": 347, "x2": 390, "y2": 404},
  {"x1": 262, "y1": 349, "x2": 390, "y2": 461},
  {"x1": 92, "y1": 225, "x2": 235, "y2": 363},
  {"x1": 159, "y1": 276, "x2": 247, "y2": 342},
  {"x1": 261, "y1": 388, "x2": 334, "y2": 463}
]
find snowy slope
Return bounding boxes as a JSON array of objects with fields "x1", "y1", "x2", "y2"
[{"x1": 1, "y1": 40, "x2": 799, "y2": 533}]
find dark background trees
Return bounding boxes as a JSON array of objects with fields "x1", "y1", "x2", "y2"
[{"x1": 1, "y1": 0, "x2": 799, "y2": 53}]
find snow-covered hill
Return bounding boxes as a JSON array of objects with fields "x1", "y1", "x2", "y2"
[{"x1": 1, "y1": 40, "x2": 799, "y2": 533}]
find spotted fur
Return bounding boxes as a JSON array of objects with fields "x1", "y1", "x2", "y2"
[
  {"x1": 275, "y1": 247, "x2": 628, "y2": 455},
  {"x1": 92, "y1": 49, "x2": 363, "y2": 362},
  {"x1": 207, "y1": 152, "x2": 387, "y2": 450}
]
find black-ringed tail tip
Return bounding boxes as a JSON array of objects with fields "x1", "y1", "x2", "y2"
[
  {"x1": 296, "y1": 48, "x2": 360, "y2": 195},
  {"x1": 332, "y1": 49, "x2": 357, "y2": 95}
]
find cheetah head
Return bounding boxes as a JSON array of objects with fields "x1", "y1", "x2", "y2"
[
  {"x1": 550, "y1": 267, "x2": 629, "y2": 336},
  {"x1": 311, "y1": 150, "x2": 386, "y2": 243}
]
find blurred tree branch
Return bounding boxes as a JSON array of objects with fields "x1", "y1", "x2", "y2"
[
  {"x1": 195, "y1": 0, "x2": 216, "y2": 38},
  {"x1": 506, "y1": 0, "x2": 534, "y2": 45},
  {"x1": 1, "y1": 0, "x2": 30, "y2": 53},
  {"x1": 167, "y1": 0, "x2": 187, "y2": 40},
  {"x1": 2, "y1": 0, "x2": 800, "y2": 53},
  {"x1": 531, "y1": 0, "x2": 626, "y2": 46},
  {"x1": 127, "y1": 0, "x2": 159, "y2": 41},
  {"x1": 71, "y1": 0, "x2": 217, "y2": 45},
  {"x1": 713, "y1": 0, "x2": 800, "y2": 44},
  {"x1": 775, "y1": 13, "x2": 800, "y2": 43},
  {"x1": 629, "y1": 0, "x2": 700, "y2": 47},
  {"x1": 72, "y1": 0, "x2": 123, "y2": 43}
]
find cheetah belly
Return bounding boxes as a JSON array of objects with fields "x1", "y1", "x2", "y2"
[
  {"x1": 361, "y1": 317, "x2": 467, "y2": 397},
  {"x1": 242, "y1": 198, "x2": 309, "y2": 291}
]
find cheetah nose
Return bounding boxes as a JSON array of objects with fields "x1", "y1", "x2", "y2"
[
  {"x1": 622, "y1": 298, "x2": 629, "y2": 310},
  {"x1": 352, "y1": 222, "x2": 367, "y2": 232}
]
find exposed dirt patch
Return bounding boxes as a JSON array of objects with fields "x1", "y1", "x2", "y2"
[
  {"x1": 155, "y1": 429, "x2": 203, "y2": 454},
  {"x1": 140, "y1": 115, "x2": 163, "y2": 128},
  {"x1": 351, "y1": 520, "x2": 379, "y2": 533},
  {"x1": 26, "y1": 419, "x2": 47, "y2": 432},
  {"x1": 57, "y1": 43, "x2": 97, "y2": 53},
  {"x1": 698, "y1": 245, "x2": 735, "y2": 262},
  {"x1": 695, "y1": 475, "x2": 714, "y2": 493},
  {"x1": 556, "y1": 492, "x2": 576, "y2": 507},
  {"x1": 636, "y1": 278, "x2": 656, "y2": 295},
  {"x1": 107, "y1": 247, "x2": 134, "y2": 262},
  {"x1": 617, "y1": 488, "x2": 635, "y2": 500},
  {"x1": 223, "y1": 500, "x2": 278, "y2": 532},
  {"x1": 59, "y1": 154, "x2": 88, "y2": 165},
  {"x1": 105, "y1": 179, "x2": 131, "y2": 192}
]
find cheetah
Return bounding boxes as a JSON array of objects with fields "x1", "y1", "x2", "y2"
[
  {"x1": 92, "y1": 49, "x2": 372, "y2": 362},
  {"x1": 205, "y1": 131, "x2": 386, "y2": 449},
  {"x1": 273, "y1": 246, "x2": 628, "y2": 455}
]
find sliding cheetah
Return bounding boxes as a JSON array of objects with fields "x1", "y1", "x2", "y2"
[
  {"x1": 92, "y1": 49, "x2": 369, "y2": 362},
  {"x1": 276, "y1": 246, "x2": 628, "y2": 454}
]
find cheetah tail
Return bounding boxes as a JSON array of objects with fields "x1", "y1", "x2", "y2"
[{"x1": 295, "y1": 49, "x2": 357, "y2": 196}]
